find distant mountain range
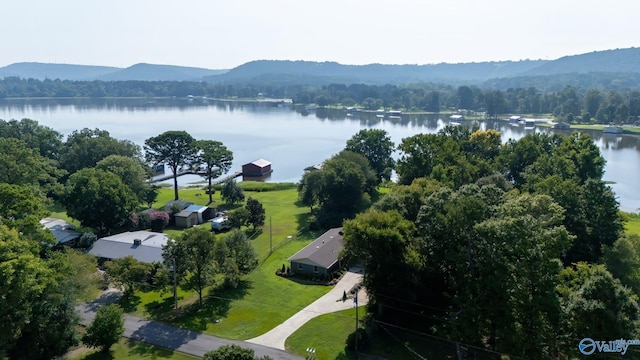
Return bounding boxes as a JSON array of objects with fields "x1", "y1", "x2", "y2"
[
  {"x1": 2, "y1": 47, "x2": 640, "y2": 88},
  {"x1": 0, "y1": 62, "x2": 228, "y2": 81}
]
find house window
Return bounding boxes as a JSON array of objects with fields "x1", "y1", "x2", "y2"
[
  {"x1": 298, "y1": 263, "x2": 302, "y2": 270},
  {"x1": 313, "y1": 266, "x2": 318, "y2": 273}
]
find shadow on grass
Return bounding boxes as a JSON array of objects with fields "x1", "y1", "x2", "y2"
[
  {"x1": 118, "y1": 292, "x2": 141, "y2": 313},
  {"x1": 174, "y1": 279, "x2": 252, "y2": 332},
  {"x1": 144, "y1": 294, "x2": 178, "y2": 320},
  {"x1": 76, "y1": 350, "x2": 115, "y2": 360}
]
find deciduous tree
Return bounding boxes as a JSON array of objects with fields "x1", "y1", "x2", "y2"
[
  {"x1": 245, "y1": 197, "x2": 265, "y2": 231},
  {"x1": 60, "y1": 128, "x2": 140, "y2": 176},
  {"x1": 82, "y1": 304, "x2": 124, "y2": 352},
  {"x1": 62, "y1": 168, "x2": 138, "y2": 236},
  {"x1": 165, "y1": 226, "x2": 218, "y2": 306},
  {"x1": 345, "y1": 129, "x2": 395, "y2": 182}
]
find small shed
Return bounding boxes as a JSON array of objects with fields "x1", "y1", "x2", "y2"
[
  {"x1": 184, "y1": 204, "x2": 208, "y2": 224},
  {"x1": 174, "y1": 210, "x2": 198, "y2": 228},
  {"x1": 242, "y1": 159, "x2": 272, "y2": 177}
]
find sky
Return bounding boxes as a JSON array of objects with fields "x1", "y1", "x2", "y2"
[{"x1": 3, "y1": 0, "x2": 640, "y2": 70}]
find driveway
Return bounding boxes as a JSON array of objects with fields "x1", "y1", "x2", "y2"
[
  {"x1": 246, "y1": 268, "x2": 368, "y2": 350},
  {"x1": 77, "y1": 290, "x2": 303, "y2": 360}
]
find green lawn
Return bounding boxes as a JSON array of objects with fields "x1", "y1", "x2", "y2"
[
  {"x1": 127, "y1": 186, "x2": 331, "y2": 340},
  {"x1": 285, "y1": 308, "x2": 359, "y2": 360},
  {"x1": 623, "y1": 212, "x2": 640, "y2": 236},
  {"x1": 67, "y1": 338, "x2": 198, "y2": 360}
]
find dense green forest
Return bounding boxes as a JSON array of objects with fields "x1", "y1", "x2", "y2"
[
  {"x1": 299, "y1": 127, "x2": 639, "y2": 358},
  {"x1": 3, "y1": 77, "x2": 640, "y2": 125}
]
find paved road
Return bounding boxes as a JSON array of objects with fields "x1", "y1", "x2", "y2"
[
  {"x1": 76, "y1": 290, "x2": 303, "y2": 360},
  {"x1": 247, "y1": 269, "x2": 368, "y2": 350}
]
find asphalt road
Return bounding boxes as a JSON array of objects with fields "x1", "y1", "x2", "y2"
[{"x1": 76, "y1": 290, "x2": 304, "y2": 359}]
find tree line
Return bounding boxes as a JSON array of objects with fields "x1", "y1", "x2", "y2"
[
  {"x1": 3, "y1": 77, "x2": 640, "y2": 124},
  {"x1": 300, "y1": 127, "x2": 636, "y2": 358}
]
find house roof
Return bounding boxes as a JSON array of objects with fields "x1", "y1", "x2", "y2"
[
  {"x1": 185, "y1": 204, "x2": 208, "y2": 213},
  {"x1": 40, "y1": 217, "x2": 82, "y2": 244},
  {"x1": 288, "y1": 227, "x2": 344, "y2": 269},
  {"x1": 87, "y1": 230, "x2": 169, "y2": 263},
  {"x1": 247, "y1": 159, "x2": 271, "y2": 168},
  {"x1": 164, "y1": 200, "x2": 193, "y2": 212},
  {"x1": 175, "y1": 209, "x2": 197, "y2": 218}
]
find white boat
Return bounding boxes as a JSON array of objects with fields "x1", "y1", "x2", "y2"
[
  {"x1": 450, "y1": 114, "x2": 465, "y2": 121},
  {"x1": 603, "y1": 125, "x2": 624, "y2": 134}
]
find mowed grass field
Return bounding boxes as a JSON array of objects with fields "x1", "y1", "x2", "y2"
[{"x1": 129, "y1": 185, "x2": 330, "y2": 340}]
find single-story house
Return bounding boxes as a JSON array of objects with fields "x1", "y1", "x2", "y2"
[
  {"x1": 242, "y1": 159, "x2": 272, "y2": 177},
  {"x1": 289, "y1": 227, "x2": 344, "y2": 275},
  {"x1": 40, "y1": 217, "x2": 82, "y2": 245},
  {"x1": 87, "y1": 230, "x2": 168, "y2": 263}
]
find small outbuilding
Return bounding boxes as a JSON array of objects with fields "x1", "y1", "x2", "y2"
[
  {"x1": 242, "y1": 159, "x2": 272, "y2": 177},
  {"x1": 289, "y1": 227, "x2": 344, "y2": 275},
  {"x1": 554, "y1": 122, "x2": 571, "y2": 130},
  {"x1": 174, "y1": 210, "x2": 199, "y2": 228},
  {"x1": 184, "y1": 204, "x2": 209, "y2": 224}
]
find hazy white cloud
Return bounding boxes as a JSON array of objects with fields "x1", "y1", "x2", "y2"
[{"x1": 2, "y1": 0, "x2": 640, "y2": 69}]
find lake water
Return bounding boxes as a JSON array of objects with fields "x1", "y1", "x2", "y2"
[{"x1": 0, "y1": 98, "x2": 638, "y2": 212}]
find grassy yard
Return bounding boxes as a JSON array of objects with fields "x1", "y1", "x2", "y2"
[
  {"x1": 623, "y1": 211, "x2": 640, "y2": 236},
  {"x1": 65, "y1": 338, "x2": 198, "y2": 360},
  {"x1": 285, "y1": 308, "x2": 358, "y2": 360},
  {"x1": 127, "y1": 186, "x2": 331, "y2": 340}
]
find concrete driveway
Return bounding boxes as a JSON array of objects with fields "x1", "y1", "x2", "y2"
[{"x1": 247, "y1": 268, "x2": 368, "y2": 350}]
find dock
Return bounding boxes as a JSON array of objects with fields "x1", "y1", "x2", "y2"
[{"x1": 150, "y1": 170, "x2": 242, "y2": 184}]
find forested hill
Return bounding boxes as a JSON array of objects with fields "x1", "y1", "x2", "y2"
[
  {"x1": 203, "y1": 60, "x2": 547, "y2": 85},
  {"x1": 3, "y1": 47, "x2": 640, "y2": 86},
  {"x1": 0, "y1": 62, "x2": 121, "y2": 81},
  {"x1": 522, "y1": 47, "x2": 640, "y2": 76},
  {"x1": 0, "y1": 62, "x2": 227, "y2": 81}
]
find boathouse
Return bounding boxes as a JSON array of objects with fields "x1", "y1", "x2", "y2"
[{"x1": 242, "y1": 159, "x2": 272, "y2": 177}]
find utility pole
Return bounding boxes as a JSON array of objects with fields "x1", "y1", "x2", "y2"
[
  {"x1": 173, "y1": 257, "x2": 177, "y2": 310},
  {"x1": 354, "y1": 291, "x2": 359, "y2": 351}
]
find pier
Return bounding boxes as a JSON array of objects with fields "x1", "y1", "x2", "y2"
[{"x1": 150, "y1": 170, "x2": 242, "y2": 184}]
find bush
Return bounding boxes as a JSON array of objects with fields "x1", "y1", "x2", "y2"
[
  {"x1": 346, "y1": 328, "x2": 368, "y2": 351},
  {"x1": 78, "y1": 232, "x2": 97, "y2": 248},
  {"x1": 150, "y1": 211, "x2": 170, "y2": 232}
]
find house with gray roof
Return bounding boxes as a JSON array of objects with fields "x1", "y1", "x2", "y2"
[
  {"x1": 40, "y1": 217, "x2": 82, "y2": 245},
  {"x1": 87, "y1": 230, "x2": 169, "y2": 263},
  {"x1": 288, "y1": 227, "x2": 344, "y2": 275}
]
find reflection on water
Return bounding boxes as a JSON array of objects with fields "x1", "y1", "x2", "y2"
[{"x1": 0, "y1": 99, "x2": 638, "y2": 211}]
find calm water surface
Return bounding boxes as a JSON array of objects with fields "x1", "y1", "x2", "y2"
[{"x1": 0, "y1": 98, "x2": 638, "y2": 212}]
